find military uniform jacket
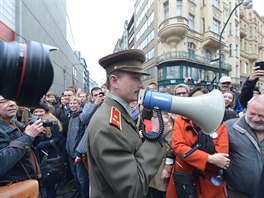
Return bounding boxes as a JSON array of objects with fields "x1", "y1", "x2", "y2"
[{"x1": 87, "y1": 96, "x2": 165, "y2": 198}]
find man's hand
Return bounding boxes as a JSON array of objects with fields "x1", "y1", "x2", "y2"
[
  {"x1": 161, "y1": 164, "x2": 173, "y2": 180},
  {"x1": 94, "y1": 95, "x2": 105, "y2": 106},
  {"x1": 74, "y1": 156, "x2": 82, "y2": 165},
  {"x1": 249, "y1": 66, "x2": 264, "y2": 81},
  {"x1": 24, "y1": 119, "x2": 45, "y2": 138}
]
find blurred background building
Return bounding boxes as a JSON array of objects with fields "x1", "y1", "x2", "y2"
[{"x1": 115, "y1": 0, "x2": 264, "y2": 90}]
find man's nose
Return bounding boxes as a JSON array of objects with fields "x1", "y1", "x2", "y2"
[
  {"x1": 139, "y1": 81, "x2": 144, "y2": 89},
  {"x1": 252, "y1": 115, "x2": 261, "y2": 122}
]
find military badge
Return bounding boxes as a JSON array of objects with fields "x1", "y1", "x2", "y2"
[{"x1": 110, "y1": 106, "x2": 122, "y2": 130}]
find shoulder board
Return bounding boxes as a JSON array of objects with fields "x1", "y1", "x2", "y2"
[{"x1": 109, "y1": 106, "x2": 122, "y2": 130}]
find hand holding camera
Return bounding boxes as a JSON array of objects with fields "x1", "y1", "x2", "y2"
[
  {"x1": 25, "y1": 119, "x2": 46, "y2": 138},
  {"x1": 94, "y1": 91, "x2": 105, "y2": 106}
]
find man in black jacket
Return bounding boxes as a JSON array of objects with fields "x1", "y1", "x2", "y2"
[{"x1": 240, "y1": 65, "x2": 264, "y2": 109}]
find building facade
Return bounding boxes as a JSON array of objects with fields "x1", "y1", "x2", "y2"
[
  {"x1": 0, "y1": 0, "x2": 89, "y2": 95},
  {"x1": 117, "y1": 0, "x2": 264, "y2": 89}
]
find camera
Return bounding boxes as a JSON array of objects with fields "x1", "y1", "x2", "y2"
[
  {"x1": 29, "y1": 115, "x2": 56, "y2": 127},
  {"x1": 99, "y1": 91, "x2": 104, "y2": 97},
  {"x1": 0, "y1": 40, "x2": 56, "y2": 106},
  {"x1": 255, "y1": 61, "x2": 264, "y2": 70}
]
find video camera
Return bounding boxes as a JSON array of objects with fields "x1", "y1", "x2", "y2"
[{"x1": 0, "y1": 40, "x2": 56, "y2": 106}]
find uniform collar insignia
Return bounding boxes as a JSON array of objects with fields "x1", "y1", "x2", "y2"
[{"x1": 110, "y1": 106, "x2": 122, "y2": 130}]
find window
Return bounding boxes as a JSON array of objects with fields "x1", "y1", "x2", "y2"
[
  {"x1": 229, "y1": 2, "x2": 232, "y2": 14},
  {"x1": 235, "y1": 24, "x2": 238, "y2": 37},
  {"x1": 188, "y1": 42, "x2": 196, "y2": 56},
  {"x1": 213, "y1": 0, "x2": 220, "y2": 8},
  {"x1": 244, "y1": 62, "x2": 248, "y2": 74},
  {"x1": 176, "y1": 0, "x2": 183, "y2": 16},
  {"x1": 146, "y1": 48, "x2": 154, "y2": 61},
  {"x1": 191, "y1": 68, "x2": 198, "y2": 80},
  {"x1": 166, "y1": 66, "x2": 180, "y2": 79},
  {"x1": 205, "y1": 49, "x2": 211, "y2": 60},
  {"x1": 229, "y1": 44, "x2": 232, "y2": 56},
  {"x1": 235, "y1": 44, "x2": 239, "y2": 57},
  {"x1": 202, "y1": 18, "x2": 205, "y2": 33},
  {"x1": 189, "y1": 14, "x2": 195, "y2": 30},
  {"x1": 183, "y1": 66, "x2": 187, "y2": 77},
  {"x1": 229, "y1": 23, "x2": 232, "y2": 35},
  {"x1": 164, "y1": 1, "x2": 169, "y2": 20},
  {"x1": 212, "y1": 18, "x2": 220, "y2": 34},
  {"x1": 158, "y1": 68, "x2": 164, "y2": 80}
]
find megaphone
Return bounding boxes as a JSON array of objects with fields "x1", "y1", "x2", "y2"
[{"x1": 138, "y1": 89, "x2": 225, "y2": 134}]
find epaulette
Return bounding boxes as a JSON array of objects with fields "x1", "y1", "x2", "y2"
[{"x1": 109, "y1": 106, "x2": 122, "y2": 130}]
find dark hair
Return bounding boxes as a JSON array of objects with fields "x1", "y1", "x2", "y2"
[
  {"x1": 188, "y1": 86, "x2": 208, "y2": 97},
  {"x1": 91, "y1": 87, "x2": 102, "y2": 96}
]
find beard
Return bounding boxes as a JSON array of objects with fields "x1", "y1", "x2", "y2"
[{"x1": 245, "y1": 114, "x2": 264, "y2": 131}]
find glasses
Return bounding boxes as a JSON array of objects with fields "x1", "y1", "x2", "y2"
[
  {"x1": 221, "y1": 82, "x2": 231, "y2": 85},
  {"x1": 175, "y1": 92, "x2": 188, "y2": 96}
]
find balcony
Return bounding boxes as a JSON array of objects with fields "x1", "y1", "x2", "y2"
[
  {"x1": 158, "y1": 16, "x2": 189, "y2": 45},
  {"x1": 156, "y1": 51, "x2": 232, "y2": 71},
  {"x1": 241, "y1": 50, "x2": 258, "y2": 62},
  {"x1": 202, "y1": 31, "x2": 220, "y2": 49},
  {"x1": 240, "y1": 27, "x2": 247, "y2": 38},
  {"x1": 258, "y1": 42, "x2": 264, "y2": 50}
]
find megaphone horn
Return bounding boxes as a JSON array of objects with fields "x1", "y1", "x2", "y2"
[{"x1": 138, "y1": 89, "x2": 225, "y2": 134}]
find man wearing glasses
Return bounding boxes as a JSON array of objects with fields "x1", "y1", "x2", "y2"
[
  {"x1": 174, "y1": 83, "x2": 190, "y2": 97},
  {"x1": 0, "y1": 95, "x2": 45, "y2": 184}
]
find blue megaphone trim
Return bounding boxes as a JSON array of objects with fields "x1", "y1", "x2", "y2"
[{"x1": 143, "y1": 90, "x2": 172, "y2": 112}]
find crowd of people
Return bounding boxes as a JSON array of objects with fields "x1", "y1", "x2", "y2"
[{"x1": 0, "y1": 48, "x2": 264, "y2": 198}]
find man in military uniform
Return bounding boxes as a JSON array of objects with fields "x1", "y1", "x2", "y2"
[{"x1": 87, "y1": 49, "x2": 165, "y2": 198}]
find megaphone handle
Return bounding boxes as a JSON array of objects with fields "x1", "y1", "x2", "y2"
[{"x1": 141, "y1": 107, "x2": 164, "y2": 141}]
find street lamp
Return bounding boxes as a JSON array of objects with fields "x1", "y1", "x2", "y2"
[{"x1": 218, "y1": 0, "x2": 253, "y2": 78}]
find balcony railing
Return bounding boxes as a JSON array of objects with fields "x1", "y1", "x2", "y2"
[{"x1": 156, "y1": 51, "x2": 232, "y2": 71}]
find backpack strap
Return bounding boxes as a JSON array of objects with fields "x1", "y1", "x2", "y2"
[{"x1": 49, "y1": 140, "x2": 63, "y2": 158}]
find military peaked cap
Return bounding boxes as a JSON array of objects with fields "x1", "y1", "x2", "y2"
[{"x1": 99, "y1": 49, "x2": 150, "y2": 75}]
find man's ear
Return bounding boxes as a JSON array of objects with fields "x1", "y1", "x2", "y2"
[{"x1": 109, "y1": 74, "x2": 119, "y2": 88}]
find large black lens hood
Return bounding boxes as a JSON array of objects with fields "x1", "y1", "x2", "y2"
[{"x1": 0, "y1": 40, "x2": 55, "y2": 106}]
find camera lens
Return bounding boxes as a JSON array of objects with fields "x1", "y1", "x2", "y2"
[{"x1": 0, "y1": 40, "x2": 55, "y2": 106}]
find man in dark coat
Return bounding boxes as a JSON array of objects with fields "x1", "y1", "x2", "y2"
[
  {"x1": 87, "y1": 49, "x2": 165, "y2": 198},
  {"x1": 0, "y1": 95, "x2": 45, "y2": 184}
]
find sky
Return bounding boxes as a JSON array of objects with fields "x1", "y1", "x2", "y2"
[
  {"x1": 68, "y1": 0, "x2": 264, "y2": 86},
  {"x1": 67, "y1": 0, "x2": 135, "y2": 86}
]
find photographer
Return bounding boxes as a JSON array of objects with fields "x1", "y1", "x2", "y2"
[
  {"x1": 32, "y1": 103, "x2": 64, "y2": 198},
  {"x1": 0, "y1": 95, "x2": 45, "y2": 184},
  {"x1": 240, "y1": 64, "x2": 264, "y2": 110}
]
